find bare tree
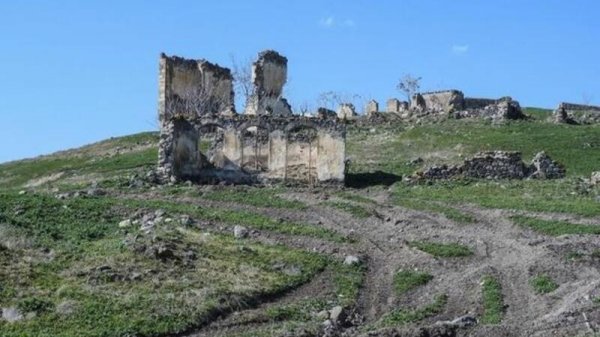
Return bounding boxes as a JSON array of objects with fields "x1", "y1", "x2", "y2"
[
  {"x1": 230, "y1": 54, "x2": 254, "y2": 111},
  {"x1": 317, "y1": 91, "x2": 363, "y2": 112},
  {"x1": 582, "y1": 92, "x2": 594, "y2": 106},
  {"x1": 165, "y1": 84, "x2": 228, "y2": 117},
  {"x1": 396, "y1": 74, "x2": 422, "y2": 102}
]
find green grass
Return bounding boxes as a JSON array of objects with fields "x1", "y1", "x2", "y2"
[
  {"x1": 530, "y1": 274, "x2": 559, "y2": 294},
  {"x1": 393, "y1": 270, "x2": 433, "y2": 295},
  {"x1": 392, "y1": 179, "x2": 600, "y2": 217},
  {"x1": 121, "y1": 197, "x2": 348, "y2": 243},
  {"x1": 349, "y1": 119, "x2": 599, "y2": 216},
  {"x1": 481, "y1": 275, "x2": 504, "y2": 324},
  {"x1": 322, "y1": 201, "x2": 372, "y2": 218},
  {"x1": 408, "y1": 241, "x2": 473, "y2": 258},
  {"x1": 0, "y1": 132, "x2": 158, "y2": 189},
  {"x1": 395, "y1": 197, "x2": 476, "y2": 224},
  {"x1": 0, "y1": 191, "x2": 328, "y2": 337},
  {"x1": 378, "y1": 294, "x2": 448, "y2": 327},
  {"x1": 511, "y1": 216, "x2": 600, "y2": 236},
  {"x1": 332, "y1": 262, "x2": 365, "y2": 307},
  {"x1": 202, "y1": 188, "x2": 306, "y2": 210},
  {"x1": 348, "y1": 118, "x2": 600, "y2": 177}
]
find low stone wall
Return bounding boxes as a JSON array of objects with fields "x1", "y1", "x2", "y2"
[
  {"x1": 453, "y1": 98, "x2": 525, "y2": 121},
  {"x1": 464, "y1": 97, "x2": 499, "y2": 110},
  {"x1": 553, "y1": 102, "x2": 600, "y2": 124},
  {"x1": 417, "y1": 151, "x2": 565, "y2": 180}
]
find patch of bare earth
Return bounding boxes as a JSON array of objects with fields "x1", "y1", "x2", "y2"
[{"x1": 132, "y1": 188, "x2": 600, "y2": 337}]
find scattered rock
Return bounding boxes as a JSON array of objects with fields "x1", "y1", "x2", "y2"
[
  {"x1": 233, "y1": 225, "x2": 248, "y2": 238},
  {"x1": 179, "y1": 215, "x2": 193, "y2": 226},
  {"x1": 417, "y1": 151, "x2": 565, "y2": 180},
  {"x1": 435, "y1": 314, "x2": 478, "y2": 328},
  {"x1": 118, "y1": 219, "x2": 132, "y2": 228},
  {"x1": 591, "y1": 171, "x2": 600, "y2": 186},
  {"x1": 329, "y1": 306, "x2": 344, "y2": 324},
  {"x1": 86, "y1": 187, "x2": 106, "y2": 197},
  {"x1": 529, "y1": 151, "x2": 566, "y2": 179},
  {"x1": 344, "y1": 255, "x2": 361, "y2": 266},
  {"x1": 18, "y1": 190, "x2": 27, "y2": 195},
  {"x1": 316, "y1": 310, "x2": 330, "y2": 320},
  {"x1": 2, "y1": 307, "x2": 24, "y2": 323}
]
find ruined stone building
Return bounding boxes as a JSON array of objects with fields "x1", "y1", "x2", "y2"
[
  {"x1": 157, "y1": 50, "x2": 346, "y2": 186},
  {"x1": 553, "y1": 102, "x2": 600, "y2": 124},
  {"x1": 386, "y1": 89, "x2": 524, "y2": 120}
]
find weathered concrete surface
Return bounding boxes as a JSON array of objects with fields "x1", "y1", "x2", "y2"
[{"x1": 245, "y1": 50, "x2": 292, "y2": 117}]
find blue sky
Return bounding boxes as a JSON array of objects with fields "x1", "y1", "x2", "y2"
[{"x1": 1, "y1": 0, "x2": 599, "y2": 163}]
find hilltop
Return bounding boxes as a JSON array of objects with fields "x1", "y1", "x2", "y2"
[{"x1": 1, "y1": 109, "x2": 600, "y2": 337}]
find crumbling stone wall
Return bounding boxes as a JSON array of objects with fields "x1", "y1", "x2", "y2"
[
  {"x1": 453, "y1": 97, "x2": 524, "y2": 120},
  {"x1": 245, "y1": 50, "x2": 292, "y2": 117},
  {"x1": 365, "y1": 100, "x2": 379, "y2": 115},
  {"x1": 337, "y1": 103, "x2": 357, "y2": 120},
  {"x1": 158, "y1": 53, "x2": 235, "y2": 120},
  {"x1": 418, "y1": 151, "x2": 565, "y2": 180},
  {"x1": 159, "y1": 115, "x2": 346, "y2": 185},
  {"x1": 464, "y1": 97, "x2": 500, "y2": 110},
  {"x1": 553, "y1": 102, "x2": 600, "y2": 124},
  {"x1": 386, "y1": 98, "x2": 409, "y2": 114},
  {"x1": 420, "y1": 90, "x2": 465, "y2": 113}
]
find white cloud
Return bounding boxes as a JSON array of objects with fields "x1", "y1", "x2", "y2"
[
  {"x1": 342, "y1": 19, "x2": 355, "y2": 27},
  {"x1": 452, "y1": 44, "x2": 469, "y2": 55},
  {"x1": 319, "y1": 16, "x2": 335, "y2": 27},
  {"x1": 319, "y1": 16, "x2": 355, "y2": 28}
]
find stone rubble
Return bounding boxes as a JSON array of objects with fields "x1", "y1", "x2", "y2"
[{"x1": 418, "y1": 151, "x2": 565, "y2": 180}]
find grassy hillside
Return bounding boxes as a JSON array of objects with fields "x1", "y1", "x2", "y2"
[{"x1": 1, "y1": 111, "x2": 599, "y2": 336}]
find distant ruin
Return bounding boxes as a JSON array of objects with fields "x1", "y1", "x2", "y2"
[
  {"x1": 157, "y1": 51, "x2": 346, "y2": 186},
  {"x1": 553, "y1": 102, "x2": 600, "y2": 124},
  {"x1": 383, "y1": 90, "x2": 525, "y2": 121}
]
